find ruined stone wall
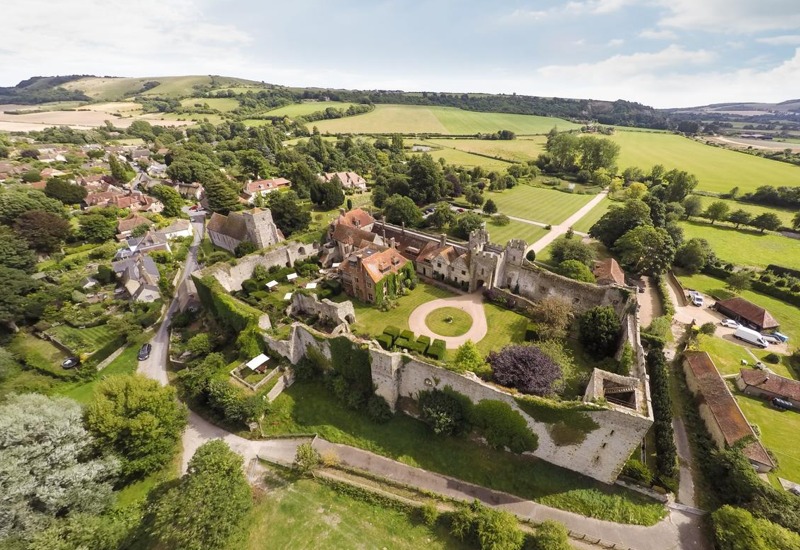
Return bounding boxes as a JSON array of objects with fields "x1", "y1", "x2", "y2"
[
  {"x1": 289, "y1": 293, "x2": 355, "y2": 327},
  {"x1": 274, "y1": 323, "x2": 652, "y2": 484},
  {"x1": 199, "y1": 241, "x2": 319, "y2": 292}
]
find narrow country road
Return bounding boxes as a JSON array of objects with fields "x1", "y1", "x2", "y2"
[{"x1": 529, "y1": 189, "x2": 608, "y2": 254}]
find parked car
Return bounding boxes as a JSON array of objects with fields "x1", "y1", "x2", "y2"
[
  {"x1": 721, "y1": 319, "x2": 740, "y2": 329},
  {"x1": 734, "y1": 326, "x2": 769, "y2": 348},
  {"x1": 789, "y1": 486, "x2": 800, "y2": 496},
  {"x1": 61, "y1": 356, "x2": 80, "y2": 369},
  {"x1": 762, "y1": 334, "x2": 782, "y2": 345},
  {"x1": 772, "y1": 397, "x2": 793, "y2": 411},
  {"x1": 688, "y1": 291, "x2": 704, "y2": 307},
  {"x1": 138, "y1": 343, "x2": 152, "y2": 361},
  {"x1": 771, "y1": 331, "x2": 789, "y2": 343}
]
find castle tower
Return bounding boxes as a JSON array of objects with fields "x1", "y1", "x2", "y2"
[
  {"x1": 244, "y1": 208, "x2": 284, "y2": 249},
  {"x1": 468, "y1": 224, "x2": 490, "y2": 253}
]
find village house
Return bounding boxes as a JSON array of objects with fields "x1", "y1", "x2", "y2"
[
  {"x1": 147, "y1": 162, "x2": 168, "y2": 177},
  {"x1": 334, "y1": 207, "x2": 375, "y2": 230},
  {"x1": 736, "y1": 369, "x2": 800, "y2": 409},
  {"x1": 242, "y1": 178, "x2": 291, "y2": 204},
  {"x1": 206, "y1": 208, "x2": 284, "y2": 254},
  {"x1": 593, "y1": 258, "x2": 626, "y2": 286},
  {"x1": 83, "y1": 190, "x2": 163, "y2": 213},
  {"x1": 116, "y1": 230, "x2": 171, "y2": 260},
  {"x1": 715, "y1": 297, "x2": 779, "y2": 332},
  {"x1": 339, "y1": 244, "x2": 412, "y2": 304},
  {"x1": 116, "y1": 213, "x2": 153, "y2": 239},
  {"x1": 682, "y1": 352, "x2": 774, "y2": 472},
  {"x1": 320, "y1": 171, "x2": 367, "y2": 191},
  {"x1": 111, "y1": 254, "x2": 161, "y2": 303},
  {"x1": 157, "y1": 219, "x2": 193, "y2": 240}
]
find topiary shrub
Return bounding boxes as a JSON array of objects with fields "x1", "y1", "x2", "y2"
[
  {"x1": 427, "y1": 339, "x2": 446, "y2": 360},
  {"x1": 383, "y1": 325, "x2": 400, "y2": 343},
  {"x1": 763, "y1": 353, "x2": 780, "y2": 364},
  {"x1": 395, "y1": 337, "x2": 412, "y2": 350},
  {"x1": 525, "y1": 323, "x2": 541, "y2": 342},
  {"x1": 376, "y1": 334, "x2": 393, "y2": 350},
  {"x1": 400, "y1": 329, "x2": 416, "y2": 341}
]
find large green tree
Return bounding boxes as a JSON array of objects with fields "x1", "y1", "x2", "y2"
[
  {"x1": 663, "y1": 169, "x2": 698, "y2": 203},
  {"x1": 550, "y1": 235, "x2": 595, "y2": 266},
  {"x1": 750, "y1": 212, "x2": 782, "y2": 233},
  {"x1": 452, "y1": 212, "x2": 484, "y2": 239},
  {"x1": 13, "y1": 210, "x2": 72, "y2": 253},
  {"x1": 0, "y1": 266, "x2": 39, "y2": 330},
  {"x1": 85, "y1": 375, "x2": 187, "y2": 479},
  {"x1": 428, "y1": 201, "x2": 455, "y2": 230},
  {"x1": 589, "y1": 199, "x2": 652, "y2": 247},
  {"x1": 108, "y1": 155, "x2": 135, "y2": 183},
  {"x1": 79, "y1": 213, "x2": 118, "y2": 243},
  {"x1": 614, "y1": 225, "x2": 676, "y2": 276},
  {"x1": 148, "y1": 440, "x2": 252, "y2": 550},
  {"x1": 0, "y1": 394, "x2": 119, "y2": 541},
  {"x1": 383, "y1": 194, "x2": 422, "y2": 226},
  {"x1": 204, "y1": 176, "x2": 240, "y2": 215},
  {"x1": 558, "y1": 259, "x2": 596, "y2": 282},
  {"x1": 0, "y1": 227, "x2": 36, "y2": 272},
  {"x1": 406, "y1": 153, "x2": 445, "y2": 204},
  {"x1": 704, "y1": 200, "x2": 730, "y2": 225},
  {"x1": 309, "y1": 177, "x2": 345, "y2": 210},
  {"x1": 727, "y1": 209, "x2": 753, "y2": 229},
  {"x1": 150, "y1": 184, "x2": 185, "y2": 217},
  {"x1": 0, "y1": 188, "x2": 63, "y2": 224},
  {"x1": 44, "y1": 178, "x2": 88, "y2": 205},
  {"x1": 681, "y1": 195, "x2": 703, "y2": 219},
  {"x1": 579, "y1": 306, "x2": 621, "y2": 359},
  {"x1": 674, "y1": 238, "x2": 715, "y2": 274},
  {"x1": 267, "y1": 190, "x2": 311, "y2": 236}
]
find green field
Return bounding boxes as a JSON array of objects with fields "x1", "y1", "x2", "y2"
[
  {"x1": 311, "y1": 104, "x2": 580, "y2": 135},
  {"x1": 485, "y1": 185, "x2": 595, "y2": 225},
  {"x1": 486, "y1": 218, "x2": 548, "y2": 247},
  {"x1": 241, "y1": 119, "x2": 273, "y2": 127},
  {"x1": 688, "y1": 195, "x2": 797, "y2": 227},
  {"x1": 234, "y1": 474, "x2": 466, "y2": 550},
  {"x1": 677, "y1": 273, "x2": 800, "y2": 343},
  {"x1": 735, "y1": 393, "x2": 800, "y2": 484},
  {"x1": 48, "y1": 324, "x2": 116, "y2": 355},
  {"x1": 180, "y1": 97, "x2": 240, "y2": 112},
  {"x1": 264, "y1": 381, "x2": 666, "y2": 525},
  {"x1": 427, "y1": 137, "x2": 546, "y2": 163},
  {"x1": 408, "y1": 148, "x2": 513, "y2": 171},
  {"x1": 680, "y1": 221, "x2": 800, "y2": 270},
  {"x1": 571, "y1": 197, "x2": 614, "y2": 233},
  {"x1": 695, "y1": 334, "x2": 753, "y2": 376},
  {"x1": 62, "y1": 75, "x2": 260, "y2": 100},
  {"x1": 425, "y1": 307, "x2": 473, "y2": 337},
  {"x1": 608, "y1": 130, "x2": 800, "y2": 194},
  {"x1": 267, "y1": 101, "x2": 358, "y2": 118}
]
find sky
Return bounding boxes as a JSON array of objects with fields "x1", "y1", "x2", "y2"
[{"x1": 2, "y1": 0, "x2": 800, "y2": 108}]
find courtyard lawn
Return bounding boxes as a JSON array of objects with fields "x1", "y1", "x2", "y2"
[
  {"x1": 695, "y1": 334, "x2": 752, "y2": 375},
  {"x1": 266, "y1": 101, "x2": 358, "y2": 118},
  {"x1": 677, "y1": 273, "x2": 800, "y2": 343},
  {"x1": 485, "y1": 219, "x2": 548, "y2": 247},
  {"x1": 472, "y1": 303, "x2": 529, "y2": 359},
  {"x1": 571, "y1": 197, "x2": 614, "y2": 233},
  {"x1": 486, "y1": 185, "x2": 595, "y2": 225},
  {"x1": 679, "y1": 221, "x2": 800, "y2": 270},
  {"x1": 688, "y1": 195, "x2": 797, "y2": 227},
  {"x1": 47, "y1": 324, "x2": 117, "y2": 355},
  {"x1": 735, "y1": 392, "x2": 800, "y2": 484},
  {"x1": 408, "y1": 147, "x2": 513, "y2": 172},
  {"x1": 263, "y1": 381, "x2": 666, "y2": 526},
  {"x1": 609, "y1": 130, "x2": 800, "y2": 194},
  {"x1": 425, "y1": 307, "x2": 473, "y2": 337},
  {"x1": 338, "y1": 284, "x2": 456, "y2": 338},
  {"x1": 426, "y1": 137, "x2": 546, "y2": 163},
  {"x1": 310, "y1": 104, "x2": 580, "y2": 135},
  {"x1": 233, "y1": 473, "x2": 467, "y2": 550}
]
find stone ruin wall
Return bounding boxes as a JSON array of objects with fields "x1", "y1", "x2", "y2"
[
  {"x1": 266, "y1": 323, "x2": 653, "y2": 484},
  {"x1": 199, "y1": 241, "x2": 319, "y2": 292},
  {"x1": 289, "y1": 293, "x2": 356, "y2": 328}
]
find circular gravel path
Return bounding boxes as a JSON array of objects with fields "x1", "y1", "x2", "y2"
[{"x1": 408, "y1": 291, "x2": 487, "y2": 349}]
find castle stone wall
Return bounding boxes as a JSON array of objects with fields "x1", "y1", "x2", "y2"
[{"x1": 289, "y1": 293, "x2": 355, "y2": 327}]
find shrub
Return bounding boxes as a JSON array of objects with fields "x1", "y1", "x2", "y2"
[
  {"x1": 427, "y1": 339, "x2": 446, "y2": 360},
  {"x1": 395, "y1": 337, "x2": 412, "y2": 349},
  {"x1": 529, "y1": 520, "x2": 571, "y2": 550},
  {"x1": 383, "y1": 325, "x2": 400, "y2": 342},
  {"x1": 525, "y1": 323, "x2": 540, "y2": 341},
  {"x1": 622, "y1": 458, "x2": 654, "y2": 485},
  {"x1": 578, "y1": 306, "x2": 621, "y2": 360},
  {"x1": 486, "y1": 344, "x2": 562, "y2": 396},
  {"x1": 763, "y1": 353, "x2": 780, "y2": 364},
  {"x1": 416, "y1": 334, "x2": 431, "y2": 352},
  {"x1": 418, "y1": 387, "x2": 471, "y2": 436},
  {"x1": 712, "y1": 505, "x2": 800, "y2": 550},
  {"x1": 376, "y1": 334, "x2": 392, "y2": 350},
  {"x1": 471, "y1": 400, "x2": 538, "y2": 453},
  {"x1": 449, "y1": 500, "x2": 524, "y2": 550},
  {"x1": 294, "y1": 442, "x2": 321, "y2": 475},
  {"x1": 366, "y1": 394, "x2": 393, "y2": 423},
  {"x1": 420, "y1": 502, "x2": 439, "y2": 527},
  {"x1": 400, "y1": 329, "x2": 416, "y2": 341},
  {"x1": 453, "y1": 340, "x2": 485, "y2": 373},
  {"x1": 700, "y1": 322, "x2": 717, "y2": 335}
]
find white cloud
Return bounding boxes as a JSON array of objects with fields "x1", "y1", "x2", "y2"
[
  {"x1": 757, "y1": 34, "x2": 800, "y2": 45},
  {"x1": 638, "y1": 28, "x2": 677, "y2": 40},
  {"x1": 500, "y1": 0, "x2": 634, "y2": 24},
  {"x1": 607, "y1": 38, "x2": 625, "y2": 47},
  {"x1": 655, "y1": 0, "x2": 800, "y2": 33}
]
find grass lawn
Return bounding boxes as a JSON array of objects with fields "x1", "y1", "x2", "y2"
[
  {"x1": 688, "y1": 195, "x2": 797, "y2": 227},
  {"x1": 179, "y1": 97, "x2": 240, "y2": 112},
  {"x1": 338, "y1": 284, "x2": 456, "y2": 337},
  {"x1": 571, "y1": 197, "x2": 614, "y2": 233},
  {"x1": 58, "y1": 344, "x2": 140, "y2": 404},
  {"x1": 8, "y1": 333, "x2": 73, "y2": 378},
  {"x1": 486, "y1": 185, "x2": 595, "y2": 225},
  {"x1": 735, "y1": 392, "x2": 800, "y2": 484},
  {"x1": 486, "y1": 218, "x2": 548, "y2": 247},
  {"x1": 311, "y1": 104, "x2": 580, "y2": 135},
  {"x1": 473, "y1": 303, "x2": 529, "y2": 359},
  {"x1": 408, "y1": 147, "x2": 513, "y2": 171},
  {"x1": 425, "y1": 307, "x2": 473, "y2": 337},
  {"x1": 695, "y1": 334, "x2": 752, "y2": 375},
  {"x1": 677, "y1": 273, "x2": 800, "y2": 343},
  {"x1": 48, "y1": 323, "x2": 116, "y2": 355},
  {"x1": 266, "y1": 101, "x2": 357, "y2": 118},
  {"x1": 679, "y1": 221, "x2": 800, "y2": 270},
  {"x1": 609, "y1": 130, "x2": 800, "y2": 194},
  {"x1": 426, "y1": 137, "x2": 545, "y2": 163},
  {"x1": 262, "y1": 381, "x2": 665, "y2": 525},
  {"x1": 753, "y1": 349, "x2": 798, "y2": 380},
  {"x1": 241, "y1": 119, "x2": 273, "y2": 127},
  {"x1": 232, "y1": 473, "x2": 467, "y2": 550}
]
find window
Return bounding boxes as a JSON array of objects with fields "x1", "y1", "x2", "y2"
[
  {"x1": 462, "y1": 270, "x2": 466, "y2": 276},
  {"x1": 368, "y1": 294, "x2": 373, "y2": 301}
]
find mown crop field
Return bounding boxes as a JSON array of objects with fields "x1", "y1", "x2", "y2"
[
  {"x1": 426, "y1": 137, "x2": 546, "y2": 163},
  {"x1": 408, "y1": 147, "x2": 512, "y2": 171},
  {"x1": 679, "y1": 221, "x2": 800, "y2": 270},
  {"x1": 485, "y1": 185, "x2": 595, "y2": 225},
  {"x1": 311, "y1": 104, "x2": 580, "y2": 135},
  {"x1": 607, "y1": 130, "x2": 800, "y2": 194},
  {"x1": 179, "y1": 97, "x2": 240, "y2": 112},
  {"x1": 267, "y1": 101, "x2": 357, "y2": 118}
]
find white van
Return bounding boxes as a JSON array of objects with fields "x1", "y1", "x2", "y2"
[
  {"x1": 688, "y1": 291, "x2": 704, "y2": 307},
  {"x1": 734, "y1": 326, "x2": 768, "y2": 348}
]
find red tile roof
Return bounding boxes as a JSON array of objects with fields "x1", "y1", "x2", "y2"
[
  {"x1": 593, "y1": 258, "x2": 626, "y2": 286},
  {"x1": 716, "y1": 297, "x2": 778, "y2": 330},
  {"x1": 683, "y1": 351, "x2": 774, "y2": 468},
  {"x1": 337, "y1": 208, "x2": 374, "y2": 229},
  {"x1": 359, "y1": 247, "x2": 410, "y2": 283},
  {"x1": 245, "y1": 178, "x2": 291, "y2": 194},
  {"x1": 739, "y1": 369, "x2": 800, "y2": 402}
]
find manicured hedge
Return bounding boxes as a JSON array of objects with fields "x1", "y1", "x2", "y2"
[
  {"x1": 427, "y1": 339, "x2": 446, "y2": 360},
  {"x1": 400, "y1": 329, "x2": 416, "y2": 341},
  {"x1": 376, "y1": 334, "x2": 392, "y2": 350},
  {"x1": 416, "y1": 335, "x2": 431, "y2": 353},
  {"x1": 395, "y1": 337, "x2": 412, "y2": 350},
  {"x1": 383, "y1": 326, "x2": 401, "y2": 342}
]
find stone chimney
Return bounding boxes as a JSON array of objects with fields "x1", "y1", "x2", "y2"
[
  {"x1": 439, "y1": 233, "x2": 447, "y2": 247},
  {"x1": 401, "y1": 221, "x2": 405, "y2": 236},
  {"x1": 389, "y1": 237, "x2": 396, "y2": 249}
]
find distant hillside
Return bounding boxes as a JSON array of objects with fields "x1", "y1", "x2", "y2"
[
  {"x1": 59, "y1": 75, "x2": 264, "y2": 101},
  {"x1": 0, "y1": 75, "x2": 91, "y2": 104}
]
